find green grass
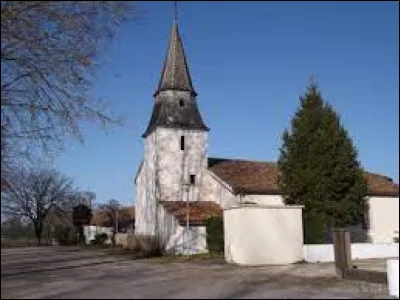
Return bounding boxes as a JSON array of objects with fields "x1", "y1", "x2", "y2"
[
  {"x1": 149, "y1": 252, "x2": 225, "y2": 264},
  {"x1": 77, "y1": 244, "x2": 226, "y2": 263}
]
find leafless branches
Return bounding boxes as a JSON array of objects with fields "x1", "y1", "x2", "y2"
[
  {"x1": 1, "y1": 168, "x2": 80, "y2": 244},
  {"x1": 98, "y1": 199, "x2": 121, "y2": 245},
  {"x1": 1, "y1": 1, "x2": 135, "y2": 165}
]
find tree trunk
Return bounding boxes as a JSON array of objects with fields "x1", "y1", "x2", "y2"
[
  {"x1": 112, "y1": 230, "x2": 116, "y2": 246},
  {"x1": 34, "y1": 223, "x2": 42, "y2": 246}
]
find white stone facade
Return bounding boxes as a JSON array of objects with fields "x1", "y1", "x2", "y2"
[{"x1": 135, "y1": 125, "x2": 208, "y2": 238}]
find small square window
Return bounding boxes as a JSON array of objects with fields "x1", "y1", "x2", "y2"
[
  {"x1": 179, "y1": 99, "x2": 184, "y2": 107},
  {"x1": 190, "y1": 174, "x2": 196, "y2": 185},
  {"x1": 180, "y1": 136, "x2": 185, "y2": 151}
]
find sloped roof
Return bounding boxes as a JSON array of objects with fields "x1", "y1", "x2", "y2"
[
  {"x1": 364, "y1": 172, "x2": 399, "y2": 197},
  {"x1": 159, "y1": 201, "x2": 222, "y2": 226},
  {"x1": 208, "y1": 158, "x2": 280, "y2": 195},
  {"x1": 154, "y1": 23, "x2": 196, "y2": 97},
  {"x1": 142, "y1": 22, "x2": 209, "y2": 138},
  {"x1": 208, "y1": 157, "x2": 399, "y2": 197},
  {"x1": 141, "y1": 96, "x2": 209, "y2": 138},
  {"x1": 91, "y1": 206, "x2": 135, "y2": 227}
]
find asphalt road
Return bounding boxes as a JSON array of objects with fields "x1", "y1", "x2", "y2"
[{"x1": 1, "y1": 247, "x2": 391, "y2": 299}]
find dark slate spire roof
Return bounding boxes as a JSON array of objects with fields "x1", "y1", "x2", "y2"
[
  {"x1": 142, "y1": 22, "x2": 209, "y2": 138},
  {"x1": 154, "y1": 23, "x2": 196, "y2": 97}
]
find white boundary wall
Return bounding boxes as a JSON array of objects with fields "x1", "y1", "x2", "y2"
[
  {"x1": 303, "y1": 243, "x2": 399, "y2": 263},
  {"x1": 387, "y1": 258, "x2": 399, "y2": 298},
  {"x1": 83, "y1": 225, "x2": 113, "y2": 245},
  {"x1": 224, "y1": 205, "x2": 304, "y2": 265}
]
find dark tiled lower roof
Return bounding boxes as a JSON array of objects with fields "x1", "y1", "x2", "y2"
[
  {"x1": 208, "y1": 157, "x2": 399, "y2": 197},
  {"x1": 142, "y1": 97, "x2": 209, "y2": 138},
  {"x1": 159, "y1": 201, "x2": 222, "y2": 226}
]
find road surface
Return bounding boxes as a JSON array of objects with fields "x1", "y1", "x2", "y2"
[{"x1": 1, "y1": 246, "x2": 391, "y2": 299}]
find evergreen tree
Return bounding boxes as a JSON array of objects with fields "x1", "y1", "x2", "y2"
[{"x1": 278, "y1": 81, "x2": 368, "y2": 242}]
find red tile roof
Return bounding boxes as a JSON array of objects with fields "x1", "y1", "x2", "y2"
[
  {"x1": 208, "y1": 157, "x2": 399, "y2": 197},
  {"x1": 208, "y1": 158, "x2": 279, "y2": 195},
  {"x1": 91, "y1": 206, "x2": 135, "y2": 227},
  {"x1": 159, "y1": 201, "x2": 222, "y2": 226},
  {"x1": 364, "y1": 172, "x2": 399, "y2": 197}
]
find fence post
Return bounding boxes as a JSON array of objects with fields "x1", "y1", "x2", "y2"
[{"x1": 333, "y1": 228, "x2": 352, "y2": 277}]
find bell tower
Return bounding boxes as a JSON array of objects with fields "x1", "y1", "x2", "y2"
[{"x1": 135, "y1": 3, "x2": 209, "y2": 235}]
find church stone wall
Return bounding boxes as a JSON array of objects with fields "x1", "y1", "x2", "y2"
[
  {"x1": 200, "y1": 172, "x2": 238, "y2": 208},
  {"x1": 158, "y1": 204, "x2": 208, "y2": 254},
  {"x1": 153, "y1": 127, "x2": 208, "y2": 203}
]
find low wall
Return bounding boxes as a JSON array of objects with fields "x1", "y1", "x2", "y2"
[
  {"x1": 115, "y1": 233, "x2": 128, "y2": 247},
  {"x1": 224, "y1": 204, "x2": 304, "y2": 265},
  {"x1": 83, "y1": 225, "x2": 113, "y2": 244},
  {"x1": 387, "y1": 258, "x2": 399, "y2": 298},
  {"x1": 304, "y1": 243, "x2": 399, "y2": 263}
]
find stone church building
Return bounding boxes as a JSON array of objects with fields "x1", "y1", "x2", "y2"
[{"x1": 134, "y1": 21, "x2": 399, "y2": 254}]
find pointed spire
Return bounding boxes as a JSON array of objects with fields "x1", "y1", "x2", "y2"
[
  {"x1": 143, "y1": 3, "x2": 208, "y2": 138},
  {"x1": 154, "y1": 14, "x2": 196, "y2": 96}
]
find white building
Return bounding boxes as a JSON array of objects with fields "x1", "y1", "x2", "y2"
[{"x1": 134, "y1": 19, "x2": 399, "y2": 255}]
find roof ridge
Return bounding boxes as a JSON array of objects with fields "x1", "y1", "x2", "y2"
[
  {"x1": 208, "y1": 156, "x2": 277, "y2": 165},
  {"x1": 365, "y1": 171, "x2": 396, "y2": 182}
]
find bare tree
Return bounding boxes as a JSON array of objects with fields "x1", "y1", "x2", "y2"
[
  {"x1": 98, "y1": 199, "x2": 120, "y2": 246},
  {"x1": 81, "y1": 191, "x2": 96, "y2": 209},
  {"x1": 1, "y1": 1, "x2": 135, "y2": 163},
  {"x1": 1, "y1": 168, "x2": 79, "y2": 245}
]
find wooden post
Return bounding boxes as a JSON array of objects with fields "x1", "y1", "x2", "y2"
[{"x1": 333, "y1": 228, "x2": 352, "y2": 276}]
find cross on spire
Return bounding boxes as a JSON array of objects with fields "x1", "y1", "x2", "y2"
[
  {"x1": 310, "y1": 75, "x2": 316, "y2": 86},
  {"x1": 173, "y1": 1, "x2": 179, "y2": 24}
]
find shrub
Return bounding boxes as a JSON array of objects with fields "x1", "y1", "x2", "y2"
[
  {"x1": 91, "y1": 233, "x2": 108, "y2": 246},
  {"x1": 55, "y1": 227, "x2": 77, "y2": 246},
  {"x1": 126, "y1": 235, "x2": 162, "y2": 257},
  {"x1": 206, "y1": 216, "x2": 224, "y2": 254}
]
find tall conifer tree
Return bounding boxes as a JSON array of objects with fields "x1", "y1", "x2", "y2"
[{"x1": 278, "y1": 81, "x2": 368, "y2": 242}]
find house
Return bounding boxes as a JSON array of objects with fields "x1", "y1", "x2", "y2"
[
  {"x1": 134, "y1": 19, "x2": 399, "y2": 254},
  {"x1": 84, "y1": 206, "x2": 135, "y2": 245},
  {"x1": 91, "y1": 206, "x2": 135, "y2": 233}
]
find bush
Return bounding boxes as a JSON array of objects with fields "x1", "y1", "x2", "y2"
[
  {"x1": 206, "y1": 216, "x2": 224, "y2": 254},
  {"x1": 55, "y1": 227, "x2": 77, "y2": 246},
  {"x1": 91, "y1": 233, "x2": 108, "y2": 246},
  {"x1": 126, "y1": 235, "x2": 162, "y2": 257}
]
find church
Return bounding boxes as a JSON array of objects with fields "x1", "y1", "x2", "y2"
[{"x1": 134, "y1": 19, "x2": 399, "y2": 255}]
